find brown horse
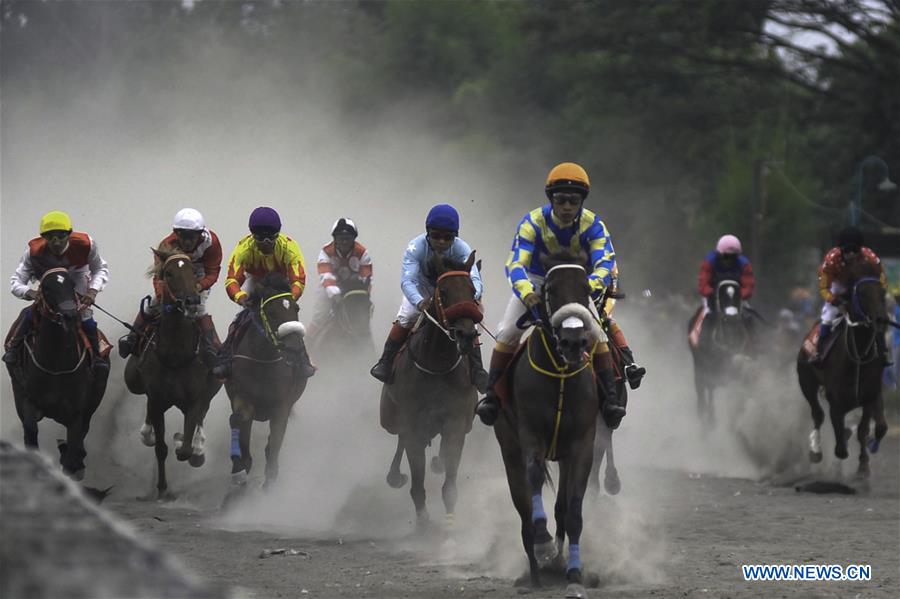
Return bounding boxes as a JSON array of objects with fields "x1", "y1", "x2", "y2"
[
  {"x1": 797, "y1": 260, "x2": 889, "y2": 477},
  {"x1": 381, "y1": 252, "x2": 480, "y2": 530},
  {"x1": 224, "y1": 273, "x2": 311, "y2": 497},
  {"x1": 123, "y1": 249, "x2": 221, "y2": 497},
  {"x1": 494, "y1": 254, "x2": 605, "y2": 597},
  {"x1": 308, "y1": 276, "x2": 375, "y2": 363},
  {"x1": 5, "y1": 266, "x2": 109, "y2": 479}
]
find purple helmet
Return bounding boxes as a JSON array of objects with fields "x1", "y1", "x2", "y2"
[{"x1": 248, "y1": 206, "x2": 281, "y2": 233}]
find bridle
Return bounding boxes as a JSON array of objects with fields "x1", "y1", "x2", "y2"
[
  {"x1": 36, "y1": 267, "x2": 79, "y2": 323},
  {"x1": 334, "y1": 289, "x2": 372, "y2": 336},
  {"x1": 258, "y1": 292, "x2": 296, "y2": 347},
  {"x1": 157, "y1": 253, "x2": 200, "y2": 314},
  {"x1": 423, "y1": 270, "x2": 483, "y2": 341}
]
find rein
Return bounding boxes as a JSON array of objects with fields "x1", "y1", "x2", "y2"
[
  {"x1": 335, "y1": 289, "x2": 371, "y2": 336},
  {"x1": 411, "y1": 270, "x2": 479, "y2": 375}
]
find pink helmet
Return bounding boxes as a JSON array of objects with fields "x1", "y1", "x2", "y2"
[{"x1": 716, "y1": 234, "x2": 742, "y2": 255}]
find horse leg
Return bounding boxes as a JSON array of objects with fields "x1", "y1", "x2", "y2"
[
  {"x1": 869, "y1": 390, "x2": 888, "y2": 454},
  {"x1": 602, "y1": 424, "x2": 620, "y2": 495},
  {"x1": 527, "y1": 454, "x2": 555, "y2": 565},
  {"x1": 175, "y1": 409, "x2": 198, "y2": 463},
  {"x1": 553, "y1": 462, "x2": 568, "y2": 564},
  {"x1": 798, "y1": 361, "x2": 824, "y2": 462},
  {"x1": 61, "y1": 417, "x2": 88, "y2": 481},
  {"x1": 149, "y1": 408, "x2": 169, "y2": 496},
  {"x1": 438, "y1": 426, "x2": 465, "y2": 530},
  {"x1": 856, "y1": 405, "x2": 871, "y2": 479},
  {"x1": 19, "y1": 401, "x2": 39, "y2": 449},
  {"x1": 263, "y1": 406, "x2": 290, "y2": 490},
  {"x1": 828, "y1": 399, "x2": 849, "y2": 460},
  {"x1": 386, "y1": 436, "x2": 408, "y2": 488},
  {"x1": 562, "y1": 442, "x2": 594, "y2": 598},
  {"x1": 495, "y1": 421, "x2": 540, "y2": 588},
  {"x1": 229, "y1": 412, "x2": 253, "y2": 478},
  {"x1": 404, "y1": 435, "x2": 429, "y2": 530},
  {"x1": 139, "y1": 409, "x2": 155, "y2": 447},
  {"x1": 589, "y1": 416, "x2": 603, "y2": 494}
]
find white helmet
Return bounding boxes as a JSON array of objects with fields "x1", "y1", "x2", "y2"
[
  {"x1": 331, "y1": 217, "x2": 358, "y2": 237},
  {"x1": 173, "y1": 208, "x2": 205, "y2": 231}
]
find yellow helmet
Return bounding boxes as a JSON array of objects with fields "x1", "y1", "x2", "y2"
[
  {"x1": 545, "y1": 162, "x2": 590, "y2": 199},
  {"x1": 39, "y1": 211, "x2": 73, "y2": 234}
]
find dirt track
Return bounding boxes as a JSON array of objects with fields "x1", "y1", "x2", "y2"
[{"x1": 102, "y1": 431, "x2": 899, "y2": 599}]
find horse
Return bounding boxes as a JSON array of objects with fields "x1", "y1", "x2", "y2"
[
  {"x1": 688, "y1": 278, "x2": 755, "y2": 423},
  {"x1": 589, "y1": 346, "x2": 625, "y2": 496},
  {"x1": 5, "y1": 266, "x2": 109, "y2": 479},
  {"x1": 123, "y1": 249, "x2": 222, "y2": 497},
  {"x1": 796, "y1": 260, "x2": 889, "y2": 477},
  {"x1": 308, "y1": 276, "x2": 375, "y2": 361},
  {"x1": 224, "y1": 272, "x2": 311, "y2": 496},
  {"x1": 380, "y1": 252, "x2": 481, "y2": 530},
  {"x1": 493, "y1": 253, "x2": 606, "y2": 597}
]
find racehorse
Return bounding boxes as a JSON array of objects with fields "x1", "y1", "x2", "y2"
[
  {"x1": 493, "y1": 252, "x2": 605, "y2": 597},
  {"x1": 5, "y1": 266, "x2": 109, "y2": 479},
  {"x1": 309, "y1": 276, "x2": 374, "y2": 361},
  {"x1": 225, "y1": 273, "x2": 311, "y2": 495},
  {"x1": 380, "y1": 252, "x2": 480, "y2": 530},
  {"x1": 123, "y1": 249, "x2": 222, "y2": 497},
  {"x1": 688, "y1": 278, "x2": 754, "y2": 423},
  {"x1": 797, "y1": 260, "x2": 889, "y2": 477}
]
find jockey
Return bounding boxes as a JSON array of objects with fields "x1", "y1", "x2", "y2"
[
  {"x1": 369, "y1": 203, "x2": 488, "y2": 389},
  {"x1": 118, "y1": 208, "x2": 223, "y2": 367},
  {"x1": 307, "y1": 217, "x2": 373, "y2": 338},
  {"x1": 698, "y1": 234, "x2": 755, "y2": 312},
  {"x1": 4, "y1": 211, "x2": 110, "y2": 371},
  {"x1": 474, "y1": 162, "x2": 629, "y2": 429},
  {"x1": 211, "y1": 206, "x2": 316, "y2": 379},
  {"x1": 600, "y1": 264, "x2": 647, "y2": 389},
  {"x1": 810, "y1": 226, "x2": 889, "y2": 367}
]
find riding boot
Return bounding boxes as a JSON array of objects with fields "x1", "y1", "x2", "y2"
[
  {"x1": 618, "y1": 345, "x2": 647, "y2": 390},
  {"x1": 2, "y1": 307, "x2": 33, "y2": 365},
  {"x1": 212, "y1": 314, "x2": 243, "y2": 380},
  {"x1": 370, "y1": 322, "x2": 410, "y2": 383},
  {"x1": 294, "y1": 336, "x2": 317, "y2": 378},
  {"x1": 197, "y1": 314, "x2": 221, "y2": 370},
  {"x1": 469, "y1": 343, "x2": 489, "y2": 393},
  {"x1": 809, "y1": 323, "x2": 831, "y2": 368},
  {"x1": 82, "y1": 319, "x2": 109, "y2": 372},
  {"x1": 876, "y1": 331, "x2": 892, "y2": 367},
  {"x1": 595, "y1": 348, "x2": 625, "y2": 429},
  {"x1": 118, "y1": 310, "x2": 148, "y2": 359},
  {"x1": 475, "y1": 349, "x2": 515, "y2": 426}
]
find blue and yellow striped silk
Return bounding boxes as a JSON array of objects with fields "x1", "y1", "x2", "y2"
[{"x1": 505, "y1": 205, "x2": 615, "y2": 301}]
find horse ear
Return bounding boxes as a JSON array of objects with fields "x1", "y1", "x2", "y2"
[
  {"x1": 464, "y1": 250, "x2": 476, "y2": 272},
  {"x1": 476, "y1": 259, "x2": 483, "y2": 273},
  {"x1": 151, "y1": 247, "x2": 167, "y2": 261}
]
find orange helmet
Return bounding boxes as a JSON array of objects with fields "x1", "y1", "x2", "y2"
[{"x1": 545, "y1": 162, "x2": 590, "y2": 199}]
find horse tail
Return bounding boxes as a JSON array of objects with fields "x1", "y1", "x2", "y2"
[{"x1": 543, "y1": 461, "x2": 555, "y2": 496}]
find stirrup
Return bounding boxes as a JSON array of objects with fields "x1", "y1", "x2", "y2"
[
  {"x1": 2, "y1": 348, "x2": 19, "y2": 365},
  {"x1": 624, "y1": 363, "x2": 646, "y2": 390},
  {"x1": 370, "y1": 361, "x2": 393, "y2": 383}
]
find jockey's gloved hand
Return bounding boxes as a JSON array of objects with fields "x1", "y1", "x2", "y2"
[
  {"x1": 325, "y1": 286, "x2": 342, "y2": 301},
  {"x1": 417, "y1": 297, "x2": 432, "y2": 311},
  {"x1": 81, "y1": 288, "x2": 98, "y2": 306},
  {"x1": 24, "y1": 290, "x2": 38, "y2": 301}
]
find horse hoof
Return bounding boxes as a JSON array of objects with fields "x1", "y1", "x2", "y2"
[
  {"x1": 430, "y1": 455, "x2": 444, "y2": 474},
  {"x1": 173, "y1": 432, "x2": 184, "y2": 451},
  {"x1": 140, "y1": 424, "x2": 155, "y2": 447},
  {"x1": 386, "y1": 471, "x2": 408, "y2": 489},
  {"x1": 835, "y1": 446, "x2": 849, "y2": 460},
  {"x1": 534, "y1": 540, "x2": 557, "y2": 566},
  {"x1": 855, "y1": 467, "x2": 870, "y2": 480},
  {"x1": 175, "y1": 451, "x2": 191, "y2": 462},
  {"x1": 71, "y1": 468, "x2": 85, "y2": 482},
  {"x1": 157, "y1": 490, "x2": 176, "y2": 502},
  {"x1": 188, "y1": 453, "x2": 205, "y2": 468},
  {"x1": 565, "y1": 583, "x2": 588, "y2": 599},
  {"x1": 809, "y1": 450, "x2": 823, "y2": 464},
  {"x1": 604, "y1": 469, "x2": 621, "y2": 495}
]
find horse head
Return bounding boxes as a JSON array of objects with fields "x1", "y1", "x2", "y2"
[
  {"x1": 715, "y1": 279, "x2": 743, "y2": 321},
  {"x1": 38, "y1": 267, "x2": 80, "y2": 329},
  {"x1": 335, "y1": 276, "x2": 373, "y2": 337},
  {"x1": 847, "y1": 260, "x2": 887, "y2": 328},
  {"x1": 252, "y1": 272, "x2": 305, "y2": 358},
  {"x1": 431, "y1": 251, "x2": 482, "y2": 356},
  {"x1": 542, "y1": 252, "x2": 604, "y2": 365},
  {"x1": 152, "y1": 246, "x2": 201, "y2": 311}
]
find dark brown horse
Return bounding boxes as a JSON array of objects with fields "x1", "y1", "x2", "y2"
[
  {"x1": 6, "y1": 267, "x2": 109, "y2": 479},
  {"x1": 494, "y1": 254, "x2": 605, "y2": 597},
  {"x1": 381, "y1": 252, "x2": 480, "y2": 530},
  {"x1": 797, "y1": 261, "x2": 889, "y2": 477},
  {"x1": 123, "y1": 250, "x2": 222, "y2": 497},
  {"x1": 225, "y1": 273, "x2": 311, "y2": 496},
  {"x1": 308, "y1": 276, "x2": 375, "y2": 362}
]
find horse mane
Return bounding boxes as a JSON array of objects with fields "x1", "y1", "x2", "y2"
[
  {"x1": 543, "y1": 250, "x2": 589, "y2": 271},
  {"x1": 252, "y1": 272, "x2": 292, "y2": 301}
]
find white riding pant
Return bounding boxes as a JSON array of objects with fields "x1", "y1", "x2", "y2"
[{"x1": 820, "y1": 282, "x2": 846, "y2": 325}]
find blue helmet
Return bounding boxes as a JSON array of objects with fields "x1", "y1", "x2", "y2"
[{"x1": 425, "y1": 204, "x2": 459, "y2": 233}]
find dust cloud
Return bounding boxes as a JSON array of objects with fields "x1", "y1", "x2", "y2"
[{"x1": 1, "y1": 7, "x2": 819, "y2": 585}]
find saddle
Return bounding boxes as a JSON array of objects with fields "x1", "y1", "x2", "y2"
[{"x1": 801, "y1": 320, "x2": 842, "y2": 360}]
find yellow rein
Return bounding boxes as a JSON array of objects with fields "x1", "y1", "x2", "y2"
[
  {"x1": 259, "y1": 292, "x2": 295, "y2": 344},
  {"x1": 526, "y1": 327, "x2": 596, "y2": 461}
]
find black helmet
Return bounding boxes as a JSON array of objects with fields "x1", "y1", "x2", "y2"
[{"x1": 837, "y1": 226, "x2": 864, "y2": 253}]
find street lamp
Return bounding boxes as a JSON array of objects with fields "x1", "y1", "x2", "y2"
[{"x1": 851, "y1": 155, "x2": 897, "y2": 226}]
